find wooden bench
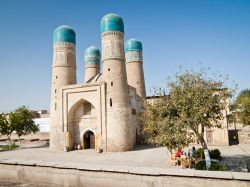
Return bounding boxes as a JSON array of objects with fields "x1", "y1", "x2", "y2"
[
  {"x1": 181, "y1": 157, "x2": 193, "y2": 168},
  {"x1": 170, "y1": 154, "x2": 178, "y2": 166}
]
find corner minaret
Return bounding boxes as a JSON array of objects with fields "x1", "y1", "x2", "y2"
[
  {"x1": 101, "y1": 13, "x2": 133, "y2": 151},
  {"x1": 50, "y1": 25, "x2": 76, "y2": 150},
  {"x1": 125, "y1": 38, "x2": 146, "y2": 98},
  {"x1": 84, "y1": 46, "x2": 100, "y2": 82}
]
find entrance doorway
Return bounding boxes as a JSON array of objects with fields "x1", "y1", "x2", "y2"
[{"x1": 83, "y1": 130, "x2": 95, "y2": 149}]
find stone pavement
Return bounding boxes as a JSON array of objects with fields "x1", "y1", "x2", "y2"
[
  {"x1": 213, "y1": 144, "x2": 250, "y2": 172},
  {"x1": 186, "y1": 144, "x2": 250, "y2": 172},
  {"x1": 1, "y1": 143, "x2": 250, "y2": 187},
  {"x1": 0, "y1": 144, "x2": 170, "y2": 168},
  {"x1": 0, "y1": 143, "x2": 250, "y2": 172}
]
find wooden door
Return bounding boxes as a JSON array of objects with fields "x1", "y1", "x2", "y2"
[{"x1": 90, "y1": 135, "x2": 95, "y2": 149}]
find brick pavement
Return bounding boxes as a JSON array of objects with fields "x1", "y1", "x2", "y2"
[{"x1": 0, "y1": 143, "x2": 249, "y2": 171}]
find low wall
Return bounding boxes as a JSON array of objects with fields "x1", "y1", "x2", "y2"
[
  {"x1": 0, "y1": 161, "x2": 249, "y2": 187},
  {"x1": 0, "y1": 132, "x2": 49, "y2": 142}
]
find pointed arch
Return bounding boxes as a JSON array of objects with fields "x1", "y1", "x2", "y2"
[
  {"x1": 82, "y1": 128, "x2": 96, "y2": 149},
  {"x1": 81, "y1": 128, "x2": 96, "y2": 137},
  {"x1": 67, "y1": 98, "x2": 96, "y2": 150}
]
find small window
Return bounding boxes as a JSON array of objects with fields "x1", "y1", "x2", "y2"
[
  {"x1": 56, "y1": 76, "x2": 58, "y2": 79},
  {"x1": 54, "y1": 89, "x2": 57, "y2": 93},
  {"x1": 110, "y1": 98, "x2": 112, "y2": 107},
  {"x1": 111, "y1": 82, "x2": 113, "y2": 86},
  {"x1": 108, "y1": 68, "x2": 110, "y2": 71},
  {"x1": 54, "y1": 103, "x2": 57, "y2": 110}
]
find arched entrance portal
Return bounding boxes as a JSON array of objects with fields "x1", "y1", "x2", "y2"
[
  {"x1": 83, "y1": 130, "x2": 95, "y2": 149},
  {"x1": 67, "y1": 98, "x2": 97, "y2": 151}
]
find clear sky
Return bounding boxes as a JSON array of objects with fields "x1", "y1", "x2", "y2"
[{"x1": 0, "y1": 0, "x2": 249, "y2": 112}]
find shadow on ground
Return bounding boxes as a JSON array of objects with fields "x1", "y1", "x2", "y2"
[
  {"x1": 221, "y1": 155, "x2": 250, "y2": 172},
  {"x1": 133, "y1": 144, "x2": 162, "y2": 151}
]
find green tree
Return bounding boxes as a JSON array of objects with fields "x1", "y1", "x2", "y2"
[
  {"x1": 9, "y1": 106, "x2": 39, "y2": 146},
  {"x1": 141, "y1": 69, "x2": 233, "y2": 152},
  {"x1": 140, "y1": 95, "x2": 193, "y2": 153},
  {"x1": 0, "y1": 113, "x2": 14, "y2": 148},
  {"x1": 235, "y1": 89, "x2": 250, "y2": 126}
]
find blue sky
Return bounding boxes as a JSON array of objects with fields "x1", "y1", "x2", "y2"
[{"x1": 0, "y1": 0, "x2": 250, "y2": 112}]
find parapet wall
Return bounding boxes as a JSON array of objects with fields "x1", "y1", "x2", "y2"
[{"x1": 0, "y1": 161, "x2": 249, "y2": 187}]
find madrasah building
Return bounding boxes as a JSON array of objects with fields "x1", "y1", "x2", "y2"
[
  {"x1": 50, "y1": 13, "x2": 240, "y2": 152},
  {"x1": 50, "y1": 13, "x2": 146, "y2": 152}
]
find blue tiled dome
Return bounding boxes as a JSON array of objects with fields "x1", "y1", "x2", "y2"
[
  {"x1": 100, "y1": 13, "x2": 124, "y2": 33},
  {"x1": 125, "y1": 38, "x2": 142, "y2": 53},
  {"x1": 53, "y1": 25, "x2": 76, "y2": 44},
  {"x1": 84, "y1": 46, "x2": 100, "y2": 65}
]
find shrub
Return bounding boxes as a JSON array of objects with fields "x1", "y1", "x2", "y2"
[
  {"x1": 195, "y1": 148, "x2": 205, "y2": 160},
  {"x1": 10, "y1": 143, "x2": 19, "y2": 149},
  {"x1": 195, "y1": 148, "x2": 222, "y2": 160},
  {"x1": 195, "y1": 160, "x2": 227, "y2": 171},
  {"x1": 195, "y1": 160, "x2": 206, "y2": 170},
  {"x1": 209, "y1": 149, "x2": 222, "y2": 160},
  {"x1": 209, "y1": 162, "x2": 227, "y2": 171},
  {"x1": 0, "y1": 143, "x2": 19, "y2": 152}
]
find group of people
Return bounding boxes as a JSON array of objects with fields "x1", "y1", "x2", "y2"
[{"x1": 175, "y1": 147, "x2": 196, "y2": 159}]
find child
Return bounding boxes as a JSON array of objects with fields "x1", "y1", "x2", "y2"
[{"x1": 175, "y1": 148, "x2": 183, "y2": 158}]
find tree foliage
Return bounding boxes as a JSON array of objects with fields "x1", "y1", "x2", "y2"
[
  {"x1": 0, "y1": 113, "x2": 14, "y2": 147},
  {"x1": 235, "y1": 89, "x2": 250, "y2": 126},
  {"x1": 140, "y1": 68, "x2": 233, "y2": 152},
  {"x1": 9, "y1": 106, "x2": 39, "y2": 145},
  {"x1": 140, "y1": 96, "x2": 192, "y2": 153}
]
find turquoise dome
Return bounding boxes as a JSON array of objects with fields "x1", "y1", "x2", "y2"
[
  {"x1": 53, "y1": 25, "x2": 76, "y2": 44},
  {"x1": 100, "y1": 13, "x2": 124, "y2": 33},
  {"x1": 125, "y1": 38, "x2": 142, "y2": 53},
  {"x1": 84, "y1": 46, "x2": 100, "y2": 65}
]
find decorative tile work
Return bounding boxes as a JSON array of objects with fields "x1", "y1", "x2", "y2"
[
  {"x1": 54, "y1": 42, "x2": 75, "y2": 49},
  {"x1": 101, "y1": 31, "x2": 125, "y2": 62},
  {"x1": 67, "y1": 51, "x2": 75, "y2": 65},
  {"x1": 85, "y1": 46, "x2": 100, "y2": 65},
  {"x1": 125, "y1": 51, "x2": 143, "y2": 62},
  {"x1": 84, "y1": 46, "x2": 101, "y2": 65},
  {"x1": 56, "y1": 51, "x2": 65, "y2": 65},
  {"x1": 85, "y1": 56, "x2": 100, "y2": 65},
  {"x1": 53, "y1": 43, "x2": 76, "y2": 67}
]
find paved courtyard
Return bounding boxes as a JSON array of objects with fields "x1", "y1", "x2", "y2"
[{"x1": 0, "y1": 143, "x2": 250, "y2": 172}]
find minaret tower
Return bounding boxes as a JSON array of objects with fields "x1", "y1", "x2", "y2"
[
  {"x1": 100, "y1": 13, "x2": 133, "y2": 151},
  {"x1": 50, "y1": 25, "x2": 76, "y2": 150},
  {"x1": 84, "y1": 46, "x2": 100, "y2": 82},
  {"x1": 125, "y1": 38, "x2": 146, "y2": 98}
]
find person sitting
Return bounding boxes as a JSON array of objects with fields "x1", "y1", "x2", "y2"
[
  {"x1": 191, "y1": 146, "x2": 196, "y2": 158},
  {"x1": 175, "y1": 148, "x2": 183, "y2": 158},
  {"x1": 189, "y1": 147, "x2": 196, "y2": 167}
]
